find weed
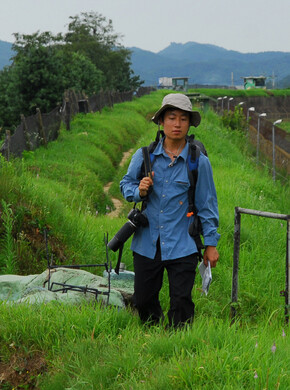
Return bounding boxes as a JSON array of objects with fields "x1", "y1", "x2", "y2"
[
  {"x1": 220, "y1": 105, "x2": 247, "y2": 132},
  {"x1": 0, "y1": 200, "x2": 17, "y2": 274}
]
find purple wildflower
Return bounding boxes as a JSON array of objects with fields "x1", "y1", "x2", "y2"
[{"x1": 271, "y1": 342, "x2": 276, "y2": 353}]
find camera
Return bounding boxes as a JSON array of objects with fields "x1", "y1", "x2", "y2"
[{"x1": 107, "y1": 207, "x2": 149, "y2": 252}]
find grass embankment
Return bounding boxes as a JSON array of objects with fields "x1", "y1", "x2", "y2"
[
  {"x1": 0, "y1": 92, "x2": 167, "y2": 274},
  {"x1": 279, "y1": 121, "x2": 290, "y2": 134},
  {"x1": 0, "y1": 90, "x2": 289, "y2": 389},
  {"x1": 188, "y1": 88, "x2": 290, "y2": 98}
]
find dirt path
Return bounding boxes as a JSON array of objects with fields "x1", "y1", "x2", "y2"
[{"x1": 104, "y1": 149, "x2": 134, "y2": 217}]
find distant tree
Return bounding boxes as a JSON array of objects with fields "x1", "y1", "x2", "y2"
[
  {"x1": 7, "y1": 33, "x2": 66, "y2": 122},
  {"x1": 0, "y1": 67, "x2": 13, "y2": 129},
  {"x1": 64, "y1": 12, "x2": 119, "y2": 50},
  {"x1": 0, "y1": 12, "x2": 143, "y2": 129},
  {"x1": 63, "y1": 12, "x2": 143, "y2": 91},
  {"x1": 1, "y1": 31, "x2": 105, "y2": 126},
  {"x1": 101, "y1": 48, "x2": 143, "y2": 91},
  {"x1": 63, "y1": 52, "x2": 104, "y2": 95},
  {"x1": 12, "y1": 31, "x2": 63, "y2": 60}
]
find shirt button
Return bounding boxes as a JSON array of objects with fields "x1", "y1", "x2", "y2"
[
  {"x1": 160, "y1": 210, "x2": 163, "y2": 213},
  {"x1": 160, "y1": 226, "x2": 164, "y2": 229},
  {"x1": 162, "y1": 194, "x2": 165, "y2": 197},
  {"x1": 162, "y1": 242, "x2": 165, "y2": 245},
  {"x1": 165, "y1": 180, "x2": 168, "y2": 183}
]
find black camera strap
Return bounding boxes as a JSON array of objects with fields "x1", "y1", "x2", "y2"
[
  {"x1": 114, "y1": 203, "x2": 137, "y2": 274},
  {"x1": 141, "y1": 147, "x2": 153, "y2": 211},
  {"x1": 113, "y1": 149, "x2": 152, "y2": 275},
  {"x1": 114, "y1": 243, "x2": 123, "y2": 275},
  {"x1": 142, "y1": 147, "x2": 152, "y2": 179}
]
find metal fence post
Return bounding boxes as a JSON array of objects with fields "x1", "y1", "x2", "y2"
[
  {"x1": 65, "y1": 100, "x2": 71, "y2": 131},
  {"x1": 257, "y1": 116, "x2": 260, "y2": 164},
  {"x1": 272, "y1": 119, "x2": 283, "y2": 182},
  {"x1": 36, "y1": 108, "x2": 47, "y2": 146},
  {"x1": 256, "y1": 113, "x2": 267, "y2": 165},
  {"x1": 272, "y1": 123, "x2": 276, "y2": 181},
  {"x1": 21, "y1": 114, "x2": 31, "y2": 151},
  {"x1": 232, "y1": 207, "x2": 290, "y2": 324},
  {"x1": 5, "y1": 130, "x2": 11, "y2": 161},
  {"x1": 286, "y1": 219, "x2": 290, "y2": 324},
  {"x1": 231, "y1": 207, "x2": 241, "y2": 322}
]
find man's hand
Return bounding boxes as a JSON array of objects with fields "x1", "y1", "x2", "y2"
[
  {"x1": 203, "y1": 246, "x2": 219, "y2": 268},
  {"x1": 139, "y1": 172, "x2": 154, "y2": 198}
]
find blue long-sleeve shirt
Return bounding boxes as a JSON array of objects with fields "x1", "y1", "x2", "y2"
[{"x1": 120, "y1": 140, "x2": 220, "y2": 260}]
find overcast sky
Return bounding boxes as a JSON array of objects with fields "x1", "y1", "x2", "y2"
[{"x1": 1, "y1": 0, "x2": 289, "y2": 53}]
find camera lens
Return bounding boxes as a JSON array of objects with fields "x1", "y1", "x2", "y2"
[{"x1": 107, "y1": 220, "x2": 137, "y2": 252}]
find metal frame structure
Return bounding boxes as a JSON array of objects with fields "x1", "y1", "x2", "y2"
[
  {"x1": 44, "y1": 230, "x2": 111, "y2": 304},
  {"x1": 231, "y1": 207, "x2": 290, "y2": 324},
  {"x1": 242, "y1": 76, "x2": 267, "y2": 90}
]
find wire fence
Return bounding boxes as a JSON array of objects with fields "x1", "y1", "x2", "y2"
[
  {"x1": 248, "y1": 112, "x2": 289, "y2": 178},
  {"x1": 1, "y1": 90, "x2": 289, "y2": 181},
  {"x1": 0, "y1": 86, "x2": 155, "y2": 160},
  {"x1": 210, "y1": 98, "x2": 290, "y2": 181}
]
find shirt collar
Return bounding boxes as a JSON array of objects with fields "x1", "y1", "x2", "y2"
[{"x1": 154, "y1": 137, "x2": 189, "y2": 161}]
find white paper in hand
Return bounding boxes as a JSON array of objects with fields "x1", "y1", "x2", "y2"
[{"x1": 199, "y1": 261, "x2": 212, "y2": 296}]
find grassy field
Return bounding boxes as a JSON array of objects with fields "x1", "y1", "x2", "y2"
[
  {"x1": 0, "y1": 90, "x2": 289, "y2": 389},
  {"x1": 188, "y1": 88, "x2": 290, "y2": 97},
  {"x1": 279, "y1": 120, "x2": 290, "y2": 134}
]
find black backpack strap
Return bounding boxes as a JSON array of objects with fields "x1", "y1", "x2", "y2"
[
  {"x1": 187, "y1": 137, "x2": 205, "y2": 261},
  {"x1": 155, "y1": 129, "x2": 165, "y2": 144},
  {"x1": 188, "y1": 217, "x2": 204, "y2": 262},
  {"x1": 187, "y1": 140, "x2": 200, "y2": 215}
]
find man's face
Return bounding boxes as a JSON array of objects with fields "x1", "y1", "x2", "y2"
[{"x1": 160, "y1": 109, "x2": 190, "y2": 142}]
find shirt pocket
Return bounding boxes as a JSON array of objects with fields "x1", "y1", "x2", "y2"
[{"x1": 172, "y1": 177, "x2": 190, "y2": 196}]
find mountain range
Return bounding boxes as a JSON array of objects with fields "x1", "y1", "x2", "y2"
[
  {"x1": 0, "y1": 40, "x2": 13, "y2": 69},
  {"x1": 130, "y1": 42, "x2": 290, "y2": 87},
  {"x1": 1, "y1": 39, "x2": 290, "y2": 87}
]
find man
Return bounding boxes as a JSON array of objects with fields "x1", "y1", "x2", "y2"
[{"x1": 120, "y1": 93, "x2": 220, "y2": 327}]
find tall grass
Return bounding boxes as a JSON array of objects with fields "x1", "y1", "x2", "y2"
[
  {"x1": 0, "y1": 93, "x2": 167, "y2": 268},
  {"x1": 279, "y1": 120, "x2": 290, "y2": 134},
  {"x1": 0, "y1": 90, "x2": 289, "y2": 389},
  {"x1": 0, "y1": 303, "x2": 289, "y2": 389},
  {"x1": 0, "y1": 200, "x2": 17, "y2": 274}
]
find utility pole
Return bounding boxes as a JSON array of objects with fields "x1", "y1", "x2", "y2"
[{"x1": 270, "y1": 71, "x2": 277, "y2": 89}]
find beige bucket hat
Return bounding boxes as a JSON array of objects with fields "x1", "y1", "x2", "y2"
[{"x1": 152, "y1": 93, "x2": 201, "y2": 127}]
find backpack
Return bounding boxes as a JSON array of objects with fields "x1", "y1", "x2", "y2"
[{"x1": 140, "y1": 130, "x2": 207, "y2": 261}]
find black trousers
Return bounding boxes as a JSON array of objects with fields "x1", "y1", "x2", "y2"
[{"x1": 133, "y1": 241, "x2": 198, "y2": 328}]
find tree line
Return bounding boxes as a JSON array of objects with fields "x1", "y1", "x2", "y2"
[{"x1": 0, "y1": 12, "x2": 143, "y2": 131}]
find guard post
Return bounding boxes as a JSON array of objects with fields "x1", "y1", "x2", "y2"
[{"x1": 231, "y1": 207, "x2": 290, "y2": 324}]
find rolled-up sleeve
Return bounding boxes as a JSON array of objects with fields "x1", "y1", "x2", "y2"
[
  {"x1": 120, "y1": 148, "x2": 143, "y2": 203},
  {"x1": 195, "y1": 153, "x2": 220, "y2": 247}
]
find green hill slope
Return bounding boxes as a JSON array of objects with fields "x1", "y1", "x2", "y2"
[{"x1": 0, "y1": 91, "x2": 289, "y2": 389}]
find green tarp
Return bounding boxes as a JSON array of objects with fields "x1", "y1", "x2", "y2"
[{"x1": 0, "y1": 267, "x2": 134, "y2": 308}]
